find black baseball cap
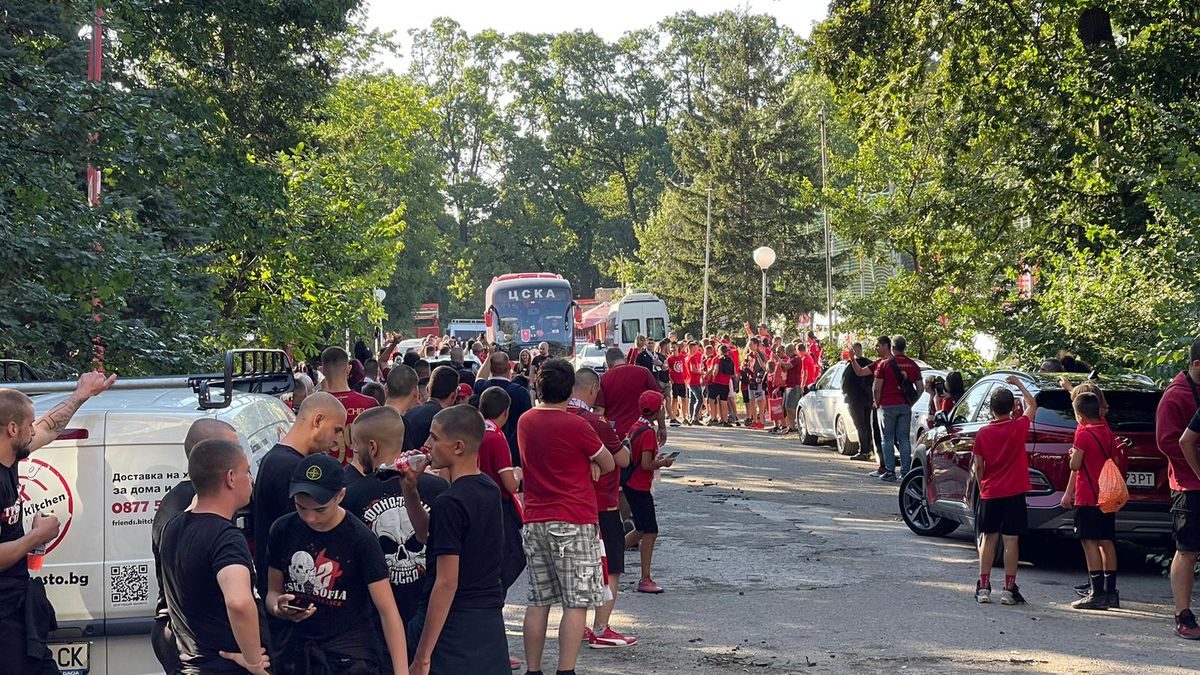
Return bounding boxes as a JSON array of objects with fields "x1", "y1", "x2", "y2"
[{"x1": 288, "y1": 454, "x2": 343, "y2": 504}]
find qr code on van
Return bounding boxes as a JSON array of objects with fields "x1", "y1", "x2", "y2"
[{"x1": 110, "y1": 564, "x2": 149, "y2": 606}]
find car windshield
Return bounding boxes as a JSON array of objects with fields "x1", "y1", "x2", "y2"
[
  {"x1": 579, "y1": 346, "x2": 605, "y2": 359},
  {"x1": 1034, "y1": 389, "x2": 1161, "y2": 432}
]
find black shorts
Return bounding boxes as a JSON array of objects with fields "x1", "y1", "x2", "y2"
[
  {"x1": 707, "y1": 383, "x2": 730, "y2": 400},
  {"x1": 598, "y1": 510, "x2": 625, "y2": 575},
  {"x1": 1073, "y1": 505, "x2": 1116, "y2": 541},
  {"x1": 623, "y1": 486, "x2": 658, "y2": 534},
  {"x1": 405, "y1": 606, "x2": 509, "y2": 675},
  {"x1": 978, "y1": 494, "x2": 1027, "y2": 536},
  {"x1": 1172, "y1": 490, "x2": 1200, "y2": 552},
  {"x1": 672, "y1": 383, "x2": 688, "y2": 399}
]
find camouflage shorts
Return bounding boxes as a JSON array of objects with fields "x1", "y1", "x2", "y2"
[{"x1": 522, "y1": 521, "x2": 605, "y2": 608}]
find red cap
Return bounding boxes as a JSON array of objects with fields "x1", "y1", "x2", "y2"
[
  {"x1": 638, "y1": 389, "x2": 664, "y2": 415},
  {"x1": 457, "y1": 383, "x2": 474, "y2": 400}
]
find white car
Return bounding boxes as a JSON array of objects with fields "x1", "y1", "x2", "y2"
[
  {"x1": 574, "y1": 344, "x2": 608, "y2": 373},
  {"x1": 796, "y1": 360, "x2": 942, "y2": 455},
  {"x1": 7, "y1": 351, "x2": 295, "y2": 675}
]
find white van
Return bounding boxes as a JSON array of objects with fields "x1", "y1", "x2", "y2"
[
  {"x1": 606, "y1": 292, "x2": 671, "y2": 353},
  {"x1": 7, "y1": 350, "x2": 295, "y2": 675},
  {"x1": 446, "y1": 319, "x2": 487, "y2": 342}
]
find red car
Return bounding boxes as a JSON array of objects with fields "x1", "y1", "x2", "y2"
[{"x1": 899, "y1": 370, "x2": 1170, "y2": 546}]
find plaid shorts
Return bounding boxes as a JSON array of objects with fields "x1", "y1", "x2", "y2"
[{"x1": 522, "y1": 521, "x2": 605, "y2": 608}]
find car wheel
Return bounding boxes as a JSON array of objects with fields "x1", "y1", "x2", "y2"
[
  {"x1": 899, "y1": 468, "x2": 958, "y2": 537},
  {"x1": 834, "y1": 416, "x2": 858, "y2": 456},
  {"x1": 971, "y1": 490, "x2": 1005, "y2": 567},
  {"x1": 797, "y1": 411, "x2": 819, "y2": 446}
]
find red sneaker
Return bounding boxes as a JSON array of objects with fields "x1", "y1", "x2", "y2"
[
  {"x1": 582, "y1": 627, "x2": 595, "y2": 642},
  {"x1": 1176, "y1": 610, "x2": 1200, "y2": 640},
  {"x1": 589, "y1": 626, "x2": 638, "y2": 648},
  {"x1": 509, "y1": 658, "x2": 522, "y2": 670},
  {"x1": 637, "y1": 578, "x2": 664, "y2": 594}
]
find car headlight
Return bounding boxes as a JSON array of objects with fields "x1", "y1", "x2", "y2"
[{"x1": 1028, "y1": 469, "x2": 1054, "y2": 496}]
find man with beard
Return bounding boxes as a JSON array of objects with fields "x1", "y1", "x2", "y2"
[{"x1": 0, "y1": 372, "x2": 116, "y2": 674}]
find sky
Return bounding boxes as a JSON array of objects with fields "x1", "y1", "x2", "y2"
[{"x1": 365, "y1": 0, "x2": 830, "y2": 68}]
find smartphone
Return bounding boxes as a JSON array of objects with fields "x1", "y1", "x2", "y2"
[
  {"x1": 665, "y1": 451, "x2": 681, "y2": 459},
  {"x1": 281, "y1": 602, "x2": 309, "y2": 613}
]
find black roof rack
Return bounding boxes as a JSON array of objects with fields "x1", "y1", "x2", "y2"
[{"x1": 189, "y1": 349, "x2": 295, "y2": 410}]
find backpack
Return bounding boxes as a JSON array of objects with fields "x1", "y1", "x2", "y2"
[
  {"x1": 890, "y1": 358, "x2": 920, "y2": 406},
  {"x1": 1082, "y1": 429, "x2": 1129, "y2": 514},
  {"x1": 719, "y1": 355, "x2": 735, "y2": 376},
  {"x1": 620, "y1": 424, "x2": 656, "y2": 486}
]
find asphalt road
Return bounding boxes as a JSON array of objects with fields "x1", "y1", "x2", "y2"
[{"x1": 503, "y1": 424, "x2": 1198, "y2": 674}]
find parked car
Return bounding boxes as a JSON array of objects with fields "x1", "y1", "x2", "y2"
[
  {"x1": 796, "y1": 359, "x2": 936, "y2": 455},
  {"x1": 5, "y1": 350, "x2": 295, "y2": 675},
  {"x1": 574, "y1": 343, "x2": 609, "y2": 374},
  {"x1": 898, "y1": 370, "x2": 1170, "y2": 548}
]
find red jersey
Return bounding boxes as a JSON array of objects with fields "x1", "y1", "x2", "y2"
[
  {"x1": 624, "y1": 418, "x2": 659, "y2": 492},
  {"x1": 568, "y1": 403, "x2": 624, "y2": 511},
  {"x1": 596, "y1": 364, "x2": 661, "y2": 437},
  {"x1": 785, "y1": 356, "x2": 802, "y2": 387},
  {"x1": 1073, "y1": 421, "x2": 1125, "y2": 507},
  {"x1": 685, "y1": 352, "x2": 704, "y2": 386},
  {"x1": 667, "y1": 354, "x2": 688, "y2": 384},
  {"x1": 873, "y1": 356, "x2": 923, "y2": 407},
  {"x1": 973, "y1": 415, "x2": 1032, "y2": 499},
  {"x1": 517, "y1": 408, "x2": 604, "y2": 525},
  {"x1": 478, "y1": 420, "x2": 515, "y2": 494},
  {"x1": 1157, "y1": 372, "x2": 1200, "y2": 491},
  {"x1": 712, "y1": 355, "x2": 733, "y2": 387},
  {"x1": 329, "y1": 389, "x2": 381, "y2": 465}
]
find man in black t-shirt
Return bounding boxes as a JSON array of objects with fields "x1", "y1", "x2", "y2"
[
  {"x1": 405, "y1": 366, "x2": 459, "y2": 453},
  {"x1": 409, "y1": 406, "x2": 508, "y2": 675},
  {"x1": 251, "y1": 392, "x2": 346, "y2": 599},
  {"x1": 161, "y1": 439, "x2": 269, "y2": 675},
  {"x1": 0, "y1": 373, "x2": 114, "y2": 675},
  {"x1": 843, "y1": 342, "x2": 879, "y2": 463},
  {"x1": 151, "y1": 419, "x2": 240, "y2": 674},
  {"x1": 267, "y1": 454, "x2": 408, "y2": 674},
  {"x1": 344, "y1": 408, "x2": 449, "y2": 622}
]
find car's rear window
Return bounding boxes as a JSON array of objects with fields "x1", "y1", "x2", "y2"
[{"x1": 1034, "y1": 389, "x2": 1161, "y2": 432}]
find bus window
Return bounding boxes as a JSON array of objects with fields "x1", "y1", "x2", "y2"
[
  {"x1": 646, "y1": 317, "x2": 666, "y2": 341},
  {"x1": 621, "y1": 319, "x2": 640, "y2": 344}
]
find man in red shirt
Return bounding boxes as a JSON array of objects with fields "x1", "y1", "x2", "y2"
[
  {"x1": 320, "y1": 346, "x2": 381, "y2": 465},
  {"x1": 705, "y1": 344, "x2": 735, "y2": 427},
  {"x1": 666, "y1": 343, "x2": 688, "y2": 426},
  {"x1": 971, "y1": 376, "x2": 1037, "y2": 605},
  {"x1": 684, "y1": 342, "x2": 705, "y2": 425},
  {"x1": 595, "y1": 348, "x2": 667, "y2": 445},
  {"x1": 722, "y1": 336, "x2": 742, "y2": 425},
  {"x1": 566, "y1": 368, "x2": 637, "y2": 649},
  {"x1": 872, "y1": 336, "x2": 923, "y2": 481},
  {"x1": 1155, "y1": 338, "x2": 1200, "y2": 638},
  {"x1": 781, "y1": 345, "x2": 803, "y2": 433},
  {"x1": 518, "y1": 359, "x2": 616, "y2": 675}
]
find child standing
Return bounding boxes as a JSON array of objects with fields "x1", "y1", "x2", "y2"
[
  {"x1": 623, "y1": 390, "x2": 675, "y2": 594},
  {"x1": 1062, "y1": 392, "x2": 1126, "y2": 610},
  {"x1": 972, "y1": 375, "x2": 1038, "y2": 605}
]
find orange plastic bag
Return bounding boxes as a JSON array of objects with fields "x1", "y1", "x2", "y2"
[
  {"x1": 768, "y1": 396, "x2": 785, "y2": 421},
  {"x1": 1098, "y1": 459, "x2": 1130, "y2": 514}
]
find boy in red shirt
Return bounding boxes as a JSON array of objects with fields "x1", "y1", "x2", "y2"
[
  {"x1": 971, "y1": 375, "x2": 1037, "y2": 605},
  {"x1": 623, "y1": 390, "x2": 674, "y2": 594},
  {"x1": 684, "y1": 342, "x2": 705, "y2": 425},
  {"x1": 1061, "y1": 391, "x2": 1126, "y2": 610},
  {"x1": 666, "y1": 343, "x2": 689, "y2": 426}
]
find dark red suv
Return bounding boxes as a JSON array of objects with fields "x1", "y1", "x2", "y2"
[{"x1": 899, "y1": 370, "x2": 1170, "y2": 545}]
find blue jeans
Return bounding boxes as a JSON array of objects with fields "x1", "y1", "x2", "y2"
[
  {"x1": 880, "y1": 404, "x2": 913, "y2": 476},
  {"x1": 688, "y1": 385, "x2": 704, "y2": 419}
]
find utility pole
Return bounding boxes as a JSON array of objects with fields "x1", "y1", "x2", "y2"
[
  {"x1": 819, "y1": 108, "x2": 834, "y2": 345},
  {"x1": 701, "y1": 184, "x2": 712, "y2": 337},
  {"x1": 87, "y1": 7, "x2": 105, "y2": 371}
]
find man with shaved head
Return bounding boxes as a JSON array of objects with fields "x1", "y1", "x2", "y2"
[
  {"x1": 151, "y1": 419, "x2": 240, "y2": 674},
  {"x1": 472, "y1": 351, "x2": 532, "y2": 465},
  {"x1": 251, "y1": 392, "x2": 346, "y2": 598}
]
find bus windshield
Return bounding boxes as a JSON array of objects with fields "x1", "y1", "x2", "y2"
[{"x1": 493, "y1": 288, "x2": 572, "y2": 349}]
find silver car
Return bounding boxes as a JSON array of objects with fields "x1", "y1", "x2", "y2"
[
  {"x1": 796, "y1": 360, "x2": 941, "y2": 455},
  {"x1": 574, "y1": 344, "x2": 608, "y2": 373}
]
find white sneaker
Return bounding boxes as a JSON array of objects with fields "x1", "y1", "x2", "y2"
[{"x1": 975, "y1": 582, "x2": 992, "y2": 604}]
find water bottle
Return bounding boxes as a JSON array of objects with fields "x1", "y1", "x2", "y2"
[{"x1": 377, "y1": 450, "x2": 430, "y2": 478}]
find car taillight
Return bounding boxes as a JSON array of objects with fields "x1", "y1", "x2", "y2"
[
  {"x1": 57, "y1": 428, "x2": 89, "y2": 440},
  {"x1": 1028, "y1": 469, "x2": 1054, "y2": 495}
]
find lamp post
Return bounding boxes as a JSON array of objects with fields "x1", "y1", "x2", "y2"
[
  {"x1": 373, "y1": 289, "x2": 387, "y2": 351},
  {"x1": 752, "y1": 246, "x2": 776, "y2": 327},
  {"x1": 701, "y1": 184, "x2": 713, "y2": 337}
]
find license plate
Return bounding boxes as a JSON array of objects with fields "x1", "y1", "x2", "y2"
[
  {"x1": 52, "y1": 642, "x2": 89, "y2": 675},
  {"x1": 1126, "y1": 471, "x2": 1156, "y2": 488}
]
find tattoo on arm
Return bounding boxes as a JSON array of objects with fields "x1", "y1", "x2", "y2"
[{"x1": 35, "y1": 394, "x2": 84, "y2": 437}]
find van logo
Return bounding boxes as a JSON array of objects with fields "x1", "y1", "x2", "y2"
[
  {"x1": 506, "y1": 288, "x2": 557, "y2": 300},
  {"x1": 305, "y1": 466, "x2": 323, "y2": 481},
  {"x1": 19, "y1": 459, "x2": 74, "y2": 554}
]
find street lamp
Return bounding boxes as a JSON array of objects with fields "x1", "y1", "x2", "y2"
[
  {"x1": 752, "y1": 246, "x2": 776, "y2": 327},
  {"x1": 373, "y1": 289, "x2": 387, "y2": 351}
]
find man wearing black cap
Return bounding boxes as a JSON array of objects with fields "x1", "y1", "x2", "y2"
[{"x1": 266, "y1": 453, "x2": 409, "y2": 674}]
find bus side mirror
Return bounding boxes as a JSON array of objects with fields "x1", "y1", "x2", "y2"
[{"x1": 574, "y1": 305, "x2": 583, "y2": 325}]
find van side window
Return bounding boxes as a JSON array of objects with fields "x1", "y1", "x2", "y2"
[
  {"x1": 621, "y1": 319, "x2": 640, "y2": 344},
  {"x1": 646, "y1": 317, "x2": 666, "y2": 341}
]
